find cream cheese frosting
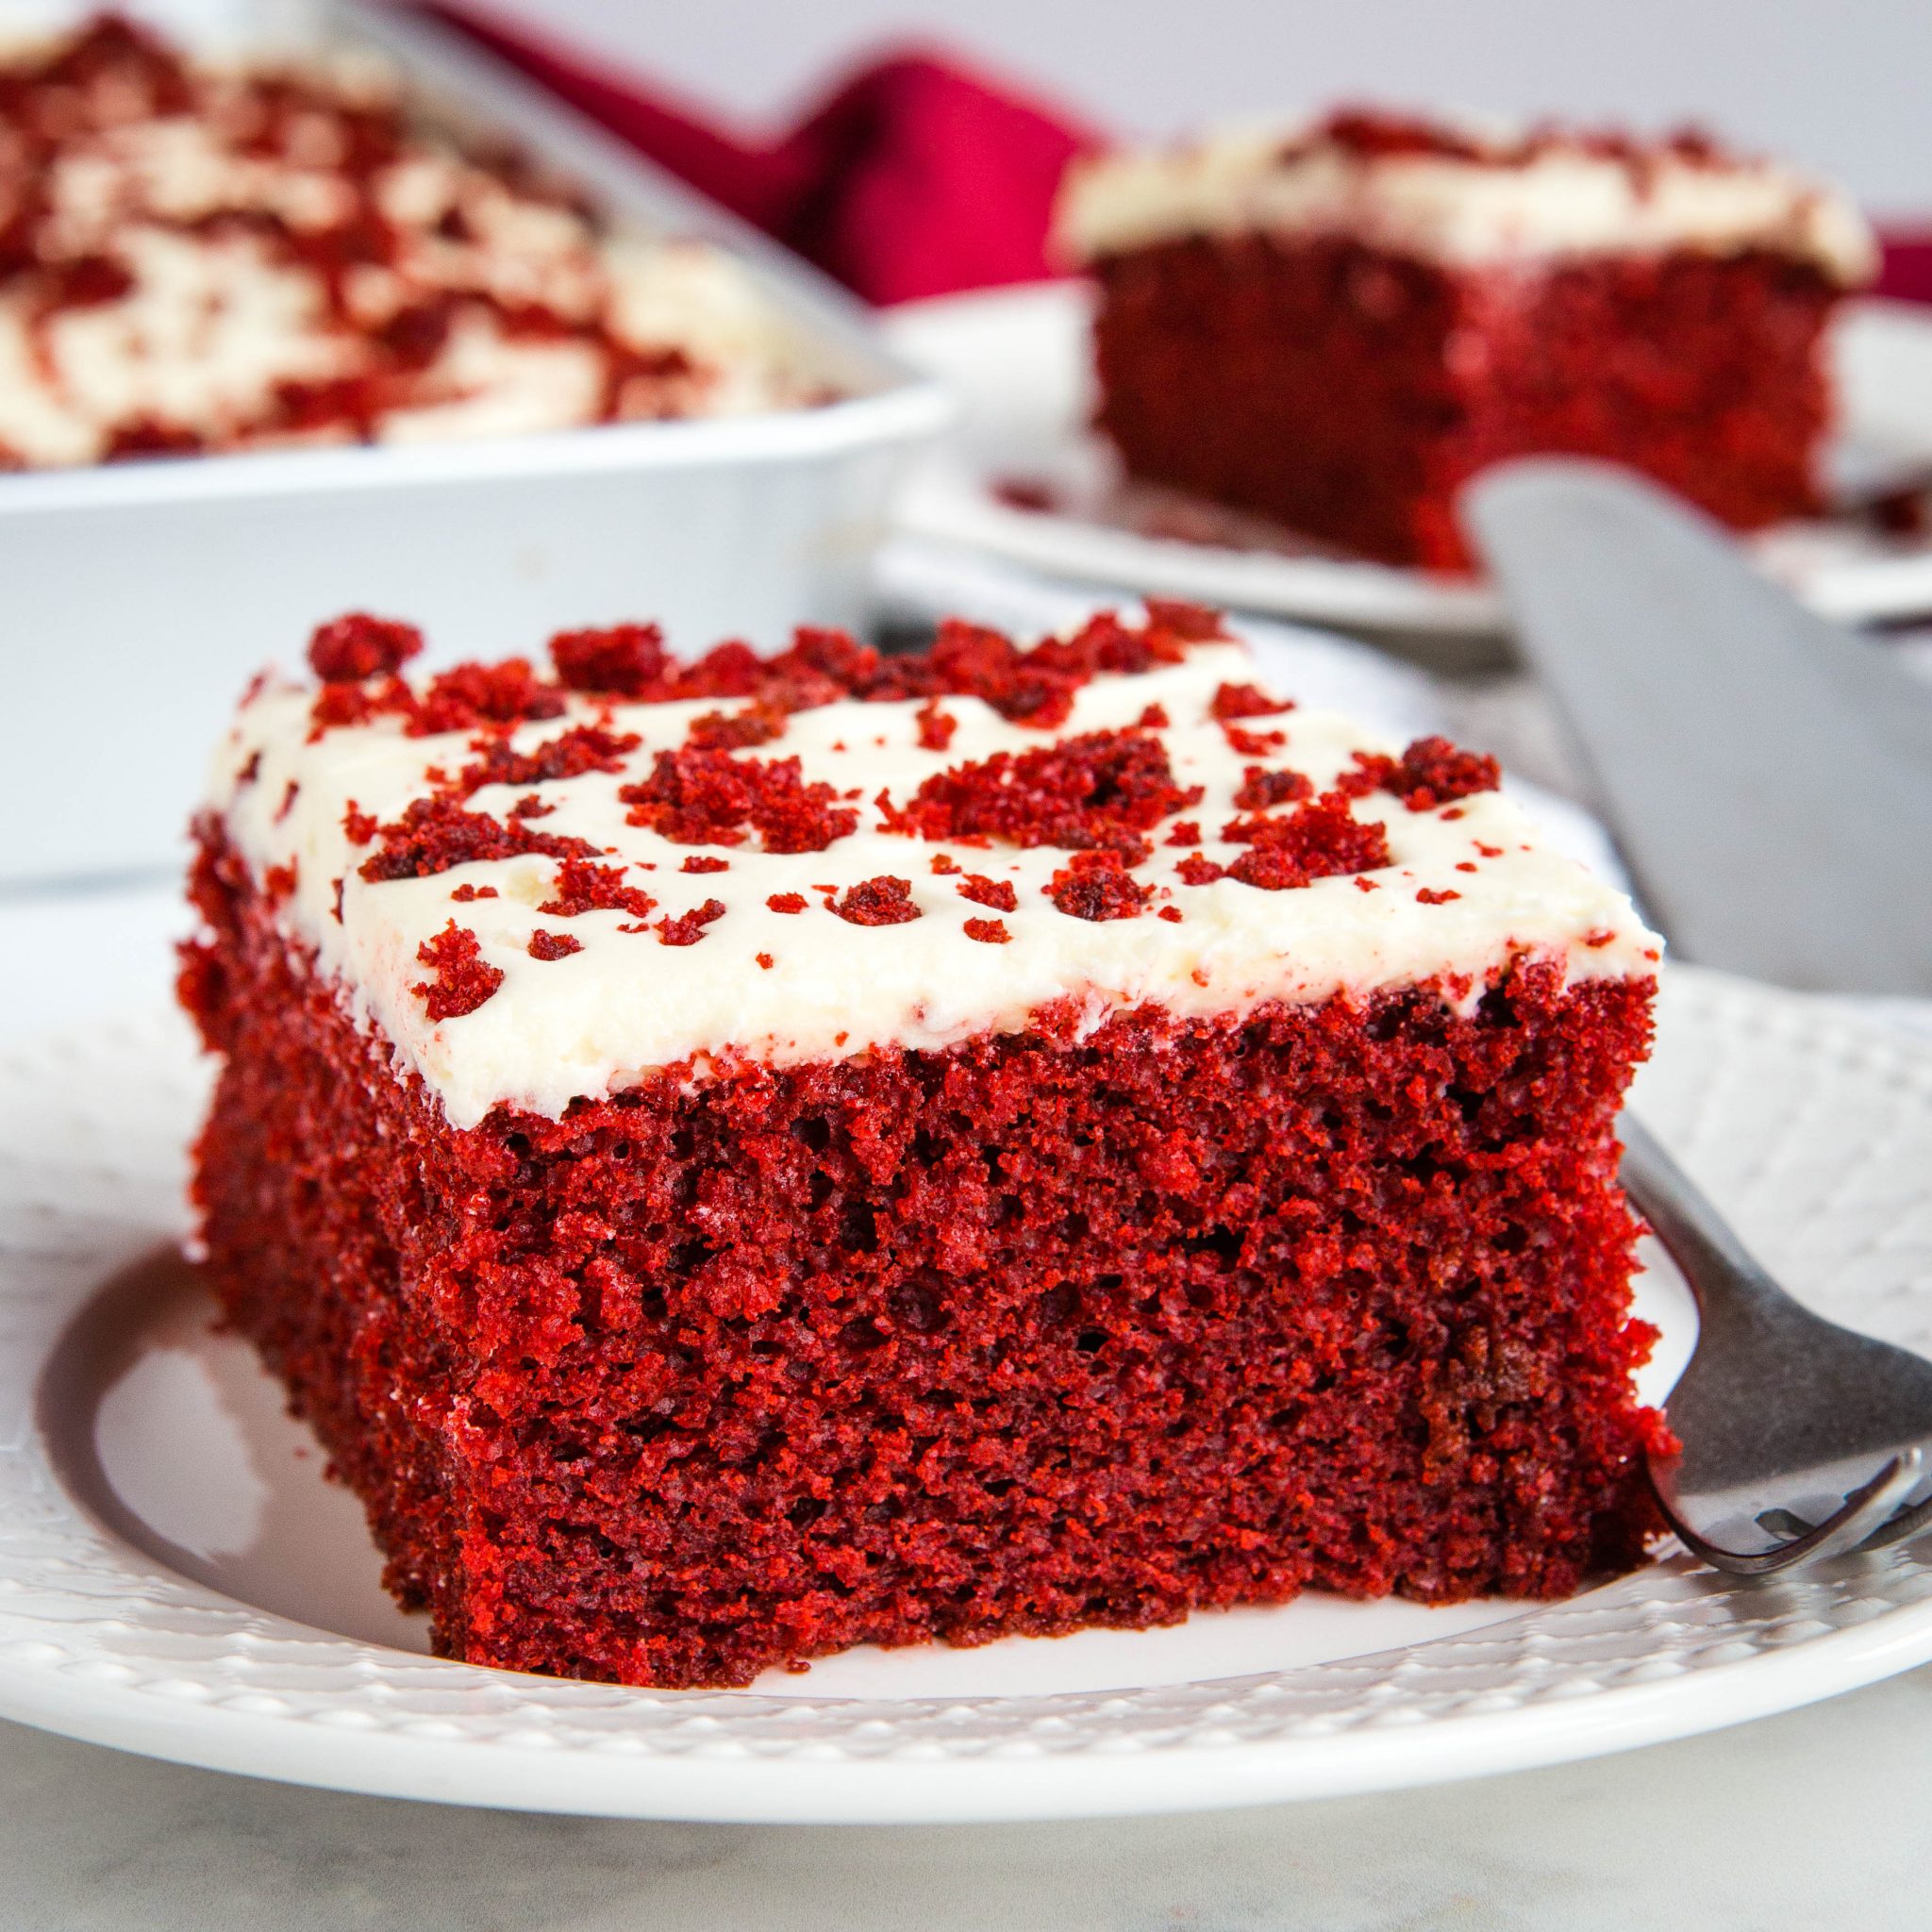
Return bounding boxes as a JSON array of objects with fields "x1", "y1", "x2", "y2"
[
  {"x1": 206, "y1": 636, "x2": 1661, "y2": 1130},
  {"x1": 1056, "y1": 116, "x2": 1876, "y2": 283}
]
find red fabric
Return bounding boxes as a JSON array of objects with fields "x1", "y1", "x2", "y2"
[
  {"x1": 407, "y1": 3, "x2": 1099, "y2": 306},
  {"x1": 409, "y1": 5, "x2": 1929, "y2": 311},
  {"x1": 1878, "y1": 232, "x2": 1932, "y2": 306}
]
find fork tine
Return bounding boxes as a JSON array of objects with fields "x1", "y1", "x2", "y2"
[{"x1": 1651, "y1": 1447, "x2": 1926, "y2": 1576}]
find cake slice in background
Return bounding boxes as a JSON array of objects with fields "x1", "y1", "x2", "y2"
[
  {"x1": 1055, "y1": 110, "x2": 1875, "y2": 571},
  {"x1": 180, "y1": 604, "x2": 1667, "y2": 1689}
]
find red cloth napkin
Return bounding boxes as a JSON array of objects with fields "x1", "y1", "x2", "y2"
[
  {"x1": 412, "y1": 3, "x2": 1928, "y2": 310},
  {"x1": 408, "y1": 3, "x2": 1100, "y2": 307}
]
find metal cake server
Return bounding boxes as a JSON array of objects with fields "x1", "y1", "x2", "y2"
[
  {"x1": 1461, "y1": 460, "x2": 1932, "y2": 997},
  {"x1": 1621, "y1": 1115, "x2": 1932, "y2": 1573}
]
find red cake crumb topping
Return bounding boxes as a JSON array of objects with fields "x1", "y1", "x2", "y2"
[
  {"x1": 1217, "y1": 793, "x2": 1392, "y2": 891},
  {"x1": 1223, "y1": 722, "x2": 1287, "y2": 757},
  {"x1": 963, "y1": 916, "x2": 1012, "y2": 943},
  {"x1": 915, "y1": 700, "x2": 958, "y2": 752},
  {"x1": 1158, "y1": 905, "x2": 1184, "y2": 923},
  {"x1": 958, "y1": 874, "x2": 1019, "y2": 912},
  {"x1": 449, "y1": 883, "x2": 498, "y2": 902},
  {"x1": 687, "y1": 704, "x2": 787, "y2": 750},
  {"x1": 1341, "y1": 738, "x2": 1503, "y2": 812},
  {"x1": 550, "y1": 625, "x2": 672, "y2": 697},
  {"x1": 454, "y1": 723, "x2": 641, "y2": 797},
  {"x1": 1210, "y1": 681, "x2": 1291, "y2": 721},
  {"x1": 1047, "y1": 850, "x2": 1152, "y2": 920},
  {"x1": 1233, "y1": 766, "x2": 1314, "y2": 810},
  {"x1": 833, "y1": 875, "x2": 922, "y2": 925},
  {"x1": 527, "y1": 930, "x2": 583, "y2": 960},
  {"x1": 656, "y1": 898, "x2": 727, "y2": 946},
  {"x1": 1164, "y1": 820, "x2": 1203, "y2": 847},
  {"x1": 539, "y1": 858, "x2": 657, "y2": 921},
  {"x1": 308, "y1": 614, "x2": 425, "y2": 683},
  {"x1": 756, "y1": 950, "x2": 774, "y2": 968},
  {"x1": 1174, "y1": 852, "x2": 1225, "y2": 886},
  {"x1": 412, "y1": 921, "x2": 503, "y2": 1020},
  {"x1": 881, "y1": 728, "x2": 1203, "y2": 861},
  {"x1": 1417, "y1": 887, "x2": 1462, "y2": 904},
  {"x1": 680, "y1": 855, "x2": 730, "y2": 874},
  {"x1": 766, "y1": 891, "x2": 807, "y2": 914},
  {"x1": 359, "y1": 799, "x2": 595, "y2": 883},
  {"x1": 619, "y1": 749, "x2": 858, "y2": 853}
]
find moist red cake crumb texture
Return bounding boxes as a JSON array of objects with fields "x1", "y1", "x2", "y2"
[
  {"x1": 1072, "y1": 112, "x2": 1863, "y2": 571},
  {"x1": 180, "y1": 615, "x2": 1666, "y2": 1689}
]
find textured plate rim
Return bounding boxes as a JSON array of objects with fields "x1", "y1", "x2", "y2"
[{"x1": 3, "y1": 967, "x2": 1931, "y2": 1824}]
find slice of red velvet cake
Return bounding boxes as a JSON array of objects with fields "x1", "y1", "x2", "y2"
[
  {"x1": 180, "y1": 605, "x2": 1667, "y2": 1689},
  {"x1": 1056, "y1": 110, "x2": 1875, "y2": 571}
]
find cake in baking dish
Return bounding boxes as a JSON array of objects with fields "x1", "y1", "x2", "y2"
[
  {"x1": 179, "y1": 603, "x2": 1667, "y2": 1688},
  {"x1": 0, "y1": 15, "x2": 832, "y2": 470},
  {"x1": 1055, "y1": 109, "x2": 1875, "y2": 571}
]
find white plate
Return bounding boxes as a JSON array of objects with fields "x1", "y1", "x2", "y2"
[
  {"x1": 884, "y1": 284, "x2": 1932, "y2": 643},
  {"x1": 3, "y1": 969, "x2": 1931, "y2": 1824}
]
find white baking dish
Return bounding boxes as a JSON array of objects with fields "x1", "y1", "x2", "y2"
[{"x1": 0, "y1": 3, "x2": 954, "y2": 885}]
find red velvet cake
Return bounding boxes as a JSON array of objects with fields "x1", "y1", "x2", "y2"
[
  {"x1": 180, "y1": 605, "x2": 1667, "y2": 1688},
  {"x1": 1056, "y1": 111, "x2": 1875, "y2": 570},
  {"x1": 0, "y1": 16, "x2": 830, "y2": 470}
]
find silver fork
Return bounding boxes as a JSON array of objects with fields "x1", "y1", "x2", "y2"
[{"x1": 1621, "y1": 1115, "x2": 1932, "y2": 1575}]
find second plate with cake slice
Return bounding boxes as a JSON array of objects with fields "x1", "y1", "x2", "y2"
[{"x1": 885, "y1": 108, "x2": 1932, "y2": 644}]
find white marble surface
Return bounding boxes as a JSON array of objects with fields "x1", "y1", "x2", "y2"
[{"x1": 4, "y1": 1671, "x2": 1931, "y2": 1930}]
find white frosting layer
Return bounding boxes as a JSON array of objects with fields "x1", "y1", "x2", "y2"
[
  {"x1": 1056, "y1": 120, "x2": 1876, "y2": 282},
  {"x1": 0, "y1": 38, "x2": 829, "y2": 468},
  {"x1": 205, "y1": 639, "x2": 1660, "y2": 1130}
]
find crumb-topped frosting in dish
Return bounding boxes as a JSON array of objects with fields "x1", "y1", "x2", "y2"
[
  {"x1": 0, "y1": 16, "x2": 833, "y2": 470},
  {"x1": 202, "y1": 606, "x2": 1660, "y2": 1128},
  {"x1": 1057, "y1": 108, "x2": 1875, "y2": 283}
]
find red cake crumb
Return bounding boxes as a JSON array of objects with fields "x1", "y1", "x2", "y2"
[
  {"x1": 1418, "y1": 888, "x2": 1461, "y2": 904},
  {"x1": 550, "y1": 625, "x2": 671, "y2": 697},
  {"x1": 882, "y1": 729, "x2": 1202, "y2": 861},
  {"x1": 963, "y1": 917, "x2": 1012, "y2": 942},
  {"x1": 1164, "y1": 820, "x2": 1203, "y2": 847},
  {"x1": 411, "y1": 921, "x2": 503, "y2": 1020},
  {"x1": 359, "y1": 798, "x2": 594, "y2": 883},
  {"x1": 1047, "y1": 850, "x2": 1153, "y2": 920},
  {"x1": 1341, "y1": 738, "x2": 1502, "y2": 811},
  {"x1": 1221, "y1": 793, "x2": 1391, "y2": 891},
  {"x1": 687, "y1": 703, "x2": 787, "y2": 750},
  {"x1": 454, "y1": 724, "x2": 641, "y2": 797},
  {"x1": 539, "y1": 858, "x2": 657, "y2": 921},
  {"x1": 1211, "y1": 681, "x2": 1291, "y2": 722},
  {"x1": 680, "y1": 856, "x2": 730, "y2": 874},
  {"x1": 657, "y1": 899, "x2": 727, "y2": 946},
  {"x1": 528, "y1": 931, "x2": 583, "y2": 960},
  {"x1": 1223, "y1": 723, "x2": 1287, "y2": 758},
  {"x1": 767, "y1": 891, "x2": 807, "y2": 914},
  {"x1": 833, "y1": 875, "x2": 922, "y2": 925},
  {"x1": 958, "y1": 874, "x2": 1019, "y2": 912},
  {"x1": 1234, "y1": 766, "x2": 1315, "y2": 810},
  {"x1": 620, "y1": 749, "x2": 858, "y2": 854},
  {"x1": 450, "y1": 884, "x2": 498, "y2": 902},
  {"x1": 914, "y1": 700, "x2": 958, "y2": 751},
  {"x1": 1158, "y1": 906, "x2": 1184, "y2": 923},
  {"x1": 756, "y1": 951, "x2": 775, "y2": 969},
  {"x1": 308, "y1": 613, "x2": 425, "y2": 683},
  {"x1": 1175, "y1": 853, "x2": 1226, "y2": 886}
]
